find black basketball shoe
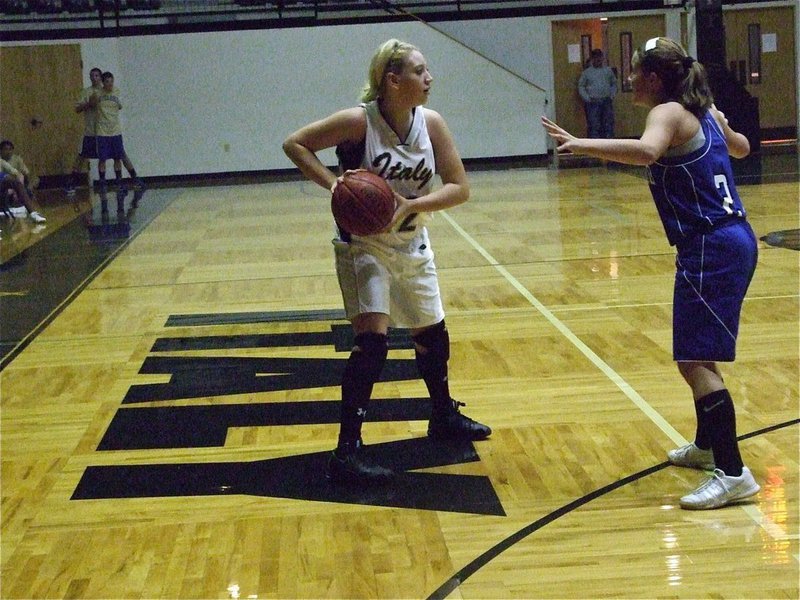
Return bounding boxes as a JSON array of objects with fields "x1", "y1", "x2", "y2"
[
  {"x1": 427, "y1": 399, "x2": 492, "y2": 441},
  {"x1": 326, "y1": 441, "x2": 394, "y2": 485}
]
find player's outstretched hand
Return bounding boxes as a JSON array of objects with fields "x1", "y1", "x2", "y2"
[{"x1": 541, "y1": 116, "x2": 580, "y2": 154}]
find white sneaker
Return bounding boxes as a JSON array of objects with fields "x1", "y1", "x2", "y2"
[
  {"x1": 668, "y1": 443, "x2": 715, "y2": 470},
  {"x1": 29, "y1": 211, "x2": 46, "y2": 223},
  {"x1": 680, "y1": 467, "x2": 760, "y2": 510},
  {"x1": 9, "y1": 206, "x2": 27, "y2": 217}
]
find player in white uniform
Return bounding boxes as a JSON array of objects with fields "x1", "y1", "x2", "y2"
[
  {"x1": 66, "y1": 67, "x2": 102, "y2": 196},
  {"x1": 284, "y1": 39, "x2": 491, "y2": 485},
  {"x1": 96, "y1": 72, "x2": 143, "y2": 194}
]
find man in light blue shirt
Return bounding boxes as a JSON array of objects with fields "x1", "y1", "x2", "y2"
[{"x1": 578, "y1": 49, "x2": 617, "y2": 138}]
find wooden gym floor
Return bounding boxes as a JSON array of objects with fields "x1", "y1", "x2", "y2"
[{"x1": 0, "y1": 154, "x2": 798, "y2": 599}]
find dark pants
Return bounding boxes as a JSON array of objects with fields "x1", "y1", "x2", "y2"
[{"x1": 585, "y1": 97, "x2": 614, "y2": 138}]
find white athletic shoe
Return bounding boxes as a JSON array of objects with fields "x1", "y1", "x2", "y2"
[
  {"x1": 29, "y1": 211, "x2": 46, "y2": 224},
  {"x1": 680, "y1": 467, "x2": 760, "y2": 510},
  {"x1": 9, "y1": 206, "x2": 27, "y2": 217},
  {"x1": 668, "y1": 443, "x2": 715, "y2": 470}
]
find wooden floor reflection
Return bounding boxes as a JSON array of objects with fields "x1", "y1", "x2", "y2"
[{"x1": 1, "y1": 162, "x2": 797, "y2": 599}]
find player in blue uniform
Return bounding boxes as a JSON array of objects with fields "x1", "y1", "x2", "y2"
[
  {"x1": 283, "y1": 39, "x2": 491, "y2": 485},
  {"x1": 542, "y1": 37, "x2": 759, "y2": 510}
]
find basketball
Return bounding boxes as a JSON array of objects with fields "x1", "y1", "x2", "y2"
[{"x1": 331, "y1": 170, "x2": 395, "y2": 236}]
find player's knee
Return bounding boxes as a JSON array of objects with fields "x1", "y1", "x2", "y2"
[
  {"x1": 412, "y1": 320, "x2": 449, "y2": 362},
  {"x1": 348, "y1": 332, "x2": 388, "y2": 379}
]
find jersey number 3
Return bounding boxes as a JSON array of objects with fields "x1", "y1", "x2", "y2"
[{"x1": 714, "y1": 174, "x2": 735, "y2": 215}]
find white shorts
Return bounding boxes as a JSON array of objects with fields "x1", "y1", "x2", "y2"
[{"x1": 333, "y1": 227, "x2": 444, "y2": 329}]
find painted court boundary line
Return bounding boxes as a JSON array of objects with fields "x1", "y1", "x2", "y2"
[
  {"x1": 425, "y1": 418, "x2": 799, "y2": 600},
  {"x1": 436, "y1": 211, "x2": 799, "y2": 595},
  {"x1": 440, "y1": 210, "x2": 687, "y2": 446}
]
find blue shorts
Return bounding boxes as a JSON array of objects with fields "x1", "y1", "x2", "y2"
[
  {"x1": 97, "y1": 135, "x2": 126, "y2": 161},
  {"x1": 80, "y1": 136, "x2": 98, "y2": 159},
  {"x1": 673, "y1": 220, "x2": 757, "y2": 362}
]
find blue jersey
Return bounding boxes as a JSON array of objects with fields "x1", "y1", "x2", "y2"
[{"x1": 647, "y1": 110, "x2": 746, "y2": 247}]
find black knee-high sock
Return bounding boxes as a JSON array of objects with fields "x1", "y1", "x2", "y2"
[
  {"x1": 127, "y1": 167, "x2": 138, "y2": 179},
  {"x1": 114, "y1": 168, "x2": 123, "y2": 183},
  {"x1": 697, "y1": 389, "x2": 743, "y2": 476},
  {"x1": 413, "y1": 320, "x2": 452, "y2": 416},
  {"x1": 336, "y1": 333, "x2": 388, "y2": 453},
  {"x1": 693, "y1": 399, "x2": 712, "y2": 450}
]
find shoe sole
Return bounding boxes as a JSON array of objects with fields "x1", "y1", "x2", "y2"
[
  {"x1": 427, "y1": 428, "x2": 492, "y2": 441},
  {"x1": 325, "y1": 471, "x2": 393, "y2": 486},
  {"x1": 667, "y1": 449, "x2": 715, "y2": 471},
  {"x1": 680, "y1": 483, "x2": 761, "y2": 510},
  {"x1": 668, "y1": 459, "x2": 716, "y2": 471}
]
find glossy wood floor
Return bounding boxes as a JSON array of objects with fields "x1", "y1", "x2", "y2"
[{"x1": 1, "y1": 160, "x2": 798, "y2": 599}]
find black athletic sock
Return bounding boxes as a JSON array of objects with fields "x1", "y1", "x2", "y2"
[
  {"x1": 697, "y1": 389, "x2": 743, "y2": 476},
  {"x1": 693, "y1": 399, "x2": 712, "y2": 450},
  {"x1": 337, "y1": 333, "x2": 388, "y2": 451},
  {"x1": 127, "y1": 168, "x2": 138, "y2": 179},
  {"x1": 114, "y1": 169, "x2": 123, "y2": 183},
  {"x1": 413, "y1": 320, "x2": 452, "y2": 416}
]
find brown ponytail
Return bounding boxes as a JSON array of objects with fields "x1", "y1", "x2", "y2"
[{"x1": 633, "y1": 37, "x2": 713, "y2": 117}]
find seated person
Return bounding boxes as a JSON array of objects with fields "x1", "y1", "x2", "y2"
[
  {"x1": 0, "y1": 159, "x2": 46, "y2": 223},
  {"x1": 0, "y1": 140, "x2": 39, "y2": 198}
]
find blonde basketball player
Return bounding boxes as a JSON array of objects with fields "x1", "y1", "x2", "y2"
[{"x1": 283, "y1": 39, "x2": 491, "y2": 485}]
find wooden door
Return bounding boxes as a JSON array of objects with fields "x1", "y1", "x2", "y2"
[
  {"x1": 551, "y1": 15, "x2": 665, "y2": 140},
  {"x1": 551, "y1": 19, "x2": 603, "y2": 138},
  {"x1": 0, "y1": 44, "x2": 84, "y2": 183},
  {"x1": 604, "y1": 15, "x2": 666, "y2": 138},
  {"x1": 723, "y1": 5, "x2": 797, "y2": 136}
]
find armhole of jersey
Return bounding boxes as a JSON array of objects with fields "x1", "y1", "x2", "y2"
[
  {"x1": 335, "y1": 106, "x2": 368, "y2": 172},
  {"x1": 335, "y1": 138, "x2": 366, "y2": 172}
]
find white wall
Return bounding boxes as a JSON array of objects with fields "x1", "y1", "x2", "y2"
[
  {"x1": 70, "y1": 22, "x2": 547, "y2": 178},
  {"x1": 6, "y1": 1, "x2": 794, "y2": 177}
]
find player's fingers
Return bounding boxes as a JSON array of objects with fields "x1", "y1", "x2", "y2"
[{"x1": 384, "y1": 195, "x2": 409, "y2": 231}]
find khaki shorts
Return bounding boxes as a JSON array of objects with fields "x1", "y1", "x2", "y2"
[{"x1": 333, "y1": 227, "x2": 444, "y2": 329}]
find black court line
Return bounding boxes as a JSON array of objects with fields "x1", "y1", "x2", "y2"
[
  {"x1": 427, "y1": 417, "x2": 800, "y2": 600},
  {"x1": 165, "y1": 308, "x2": 347, "y2": 327}
]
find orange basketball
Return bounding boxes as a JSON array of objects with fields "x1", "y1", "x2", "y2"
[{"x1": 331, "y1": 171, "x2": 395, "y2": 236}]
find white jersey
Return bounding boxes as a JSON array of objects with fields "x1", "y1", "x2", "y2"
[
  {"x1": 351, "y1": 101, "x2": 435, "y2": 242},
  {"x1": 333, "y1": 101, "x2": 445, "y2": 327}
]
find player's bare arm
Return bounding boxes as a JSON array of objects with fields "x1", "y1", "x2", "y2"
[
  {"x1": 76, "y1": 96, "x2": 95, "y2": 113},
  {"x1": 406, "y1": 109, "x2": 469, "y2": 213},
  {"x1": 710, "y1": 105, "x2": 750, "y2": 159},
  {"x1": 541, "y1": 110, "x2": 672, "y2": 166},
  {"x1": 283, "y1": 108, "x2": 367, "y2": 191}
]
